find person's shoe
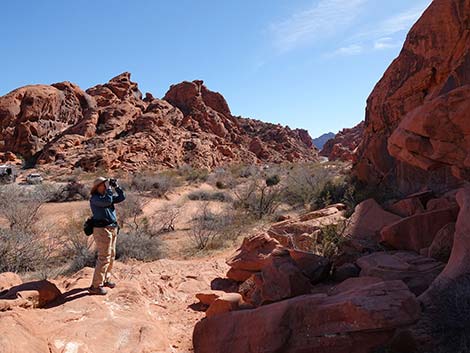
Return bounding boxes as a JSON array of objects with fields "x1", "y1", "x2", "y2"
[
  {"x1": 88, "y1": 286, "x2": 107, "y2": 295},
  {"x1": 103, "y1": 281, "x2": 116, "y2": 289}
]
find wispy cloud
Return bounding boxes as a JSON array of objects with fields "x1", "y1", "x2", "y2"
[
  {"x1": 355, "y1": 2, "x2": 432, "y2": 41},
  {"x1": 271, "y1": 0, "x2": 368, "y2": 53},
  {"x1": 373, "y1": 37, "x2": 401, "y2": 50},
  {"x1": 328, "y1": 44, "x2": 363, "y2": 57}
]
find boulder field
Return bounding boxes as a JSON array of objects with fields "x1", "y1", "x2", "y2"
[
  {"x1": 191, "y1": 187, "x2": 470, "y2": 352},
  {"x1": 0, "y1": 73, "x2": 317, "y2": 172}
]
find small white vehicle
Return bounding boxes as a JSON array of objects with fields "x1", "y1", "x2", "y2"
[{"x1": 26, "y1": 173, "x2": 44, "y2": 185}]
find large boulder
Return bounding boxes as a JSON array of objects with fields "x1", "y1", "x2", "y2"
[
  {"x1": 423, "y1": 188, "x2": 470, "y2": 290},
  {"x1": 226, "y1": 233, "x2": 284, "y2": 273},
  {"x1": 344, "y1": 199, "x2": 401, "y2": 249},
  {"x1": 380, "y1": 207, "x2": 459, "y2": 252},
  {"x1": 238, "y1": 249, "x2": 312, "y2": 307},
  {"x1": 357, "y1": 251, "x2": 445, "y2": 295},
  {"x1": 428, "y1": 222, "x2": 456, "y2": 262},
  {"x1": 193, "y1": 280, "x2": 421, "y2": 353},
  {"x1": 353, "y1": 0, "x2": 469, "y2": 193}
]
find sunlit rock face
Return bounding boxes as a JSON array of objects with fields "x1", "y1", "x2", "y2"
[{"x1": 354, "y1": 0, "x2": 470, "y2": 193}]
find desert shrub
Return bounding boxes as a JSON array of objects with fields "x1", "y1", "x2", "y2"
[
  {"x1": 127, "y1": 173, "x2": 180, "y2": 197},
  {"x1": 59, "y1": 213, "x2": 96, "y2": 274},
  {"x1": 188, "y1": 203, "x2": 243, "y2": 250},
  {"x1": 233, "y1": 177, "x2": 283, "y2": 219},
  {"x1": 0, "y1": 185, "x2": 59, "y2": 276},
  {"x1": 0, "y1": 229, "x2": 54, "y2": 274},
  {"x1": 283, "y1": 163, "x2": 345, "y2": 209},
  {"x1": 230, "y1": 164, "x2": 259, "y2": 179},
  {"x1": 117, "y1": 193, "x2": 149, "y2": 230},
  {"x1": 178, "y1": 164, "x2": 209, "y2": 183},
  {"x1": 114, "y1": 193, "x2": 168, "y2": 260},
  {"x1": 151, "y1": 207, "x2": 180, "y2": 234},
  {"x1": 208, "y1": 167, "x2": 237, "y2": 189},
  {"x1": 312, "y1": 221, "x2": 349, "y2": 259},
  {"x1": 115, "y1": 231, "x2": 162, "y2": 261},
  {"x1": 265, "y1": 174, "x2": 281, "y2": 187},
  {"x1": 0, "y1": 185, "x2": 53, "y2": 231},
  {"x1": 312, "y1": 179, "x2": 349, "y2": 210},
  {"x1": 187, "y1": 190, "x2": 232, "y2": 202},
  {"x1": 423, "y1": 275, "x2": 470, "y2": 353}
]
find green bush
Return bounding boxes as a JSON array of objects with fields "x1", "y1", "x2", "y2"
[
  {"x1": 313, "y1": 221, "x2": 349, "y2": 259},
  {"x1": 265, "y1": 174, "x2": 281, "y2": 187}
]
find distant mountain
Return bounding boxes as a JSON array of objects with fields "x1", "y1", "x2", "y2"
[{"x1": 312, "y1": 132, "x2": 335, "y2": 149}]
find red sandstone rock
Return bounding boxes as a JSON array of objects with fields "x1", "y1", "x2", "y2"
[
  {"x1": 320, "y1": 121, "x2": 365, "y2": 162},
  {"x1": 238, "y1": 250, "x2": 312, "y2": 307},
  {"x1": 288, "y1": 249, "x2": 331, "y2": 284},
  {"x1": 380, "y1": 207, "x2": 459, "y2": 252},
  {"x1": 353, "y1": 0, "x2": 470, "y2": 192},
  {"x1": 425, "y1": 188, "x2": 470, "y2": 287},
  {"x1": 428, "y1": 222, "x2": 456, "y2": 262},
  {"x1": 388, "y1": 197, "x2": 425, "y2": 217},
  {"x1": 0, "y1": 74, "x2": 317, "y2": 173},
  {"x1": 226, "y1": 233, "x2": 284, "y2": 272},
  {"x1": 0, "y1": 280, "x2": 61, "y2": 309},
  {"x1": 205, "y1": 293, "x2": 242, "y2": 318},
  {"x1": 226, "y1": 268, "x2": 253, "y2": 282},
  {"x1": 196, "y1": 290, "x2": 226, "y2": 306},
  {"x1": 268, "y1": 205, "x2": 345, "y2": 251},
  {"x1": 193, "y1": 280, "x2": 420, "y2": 353},
  {"x1": 356, "y1": 251, "x2": 445, "y2": 295},
  {"x1": 345, "y1": 199, "x2": 401, "y2": 247}
]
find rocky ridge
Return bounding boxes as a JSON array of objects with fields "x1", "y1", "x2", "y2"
[{"x1": 0, "y1": 73, "x2": 317, "y2": 173}]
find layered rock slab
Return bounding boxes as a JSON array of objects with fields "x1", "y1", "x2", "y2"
[{"x1": 193, "y1": 279, "x2": 420, "y2": 353}]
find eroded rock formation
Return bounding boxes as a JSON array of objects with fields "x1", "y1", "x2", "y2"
[
  {"x1": 354, "y1": 0, "x2": 470, "y2": 192},
  {"x1": 0, "y1": 73, "x2": 317, "y2": 172},
  {"x1": 320, "y1": 121, "x2": 364, "y2": 162}
]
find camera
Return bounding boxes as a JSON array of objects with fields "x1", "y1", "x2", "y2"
[{"x1": 109, "y1": 178, "x2": 118, "y2": 188}]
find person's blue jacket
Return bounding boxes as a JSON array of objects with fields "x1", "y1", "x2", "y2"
[{"x1": 90, "y1": 187, "x2": 126, "y2": 227}]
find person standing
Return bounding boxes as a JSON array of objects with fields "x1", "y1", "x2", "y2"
[{"x1": 88, "y1": 177, "x2": 126, "y2": 295}]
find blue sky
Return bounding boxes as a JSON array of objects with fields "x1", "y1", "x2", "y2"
[{"x1": 0, "y1": 0, "x2": 431, "y2": 136}]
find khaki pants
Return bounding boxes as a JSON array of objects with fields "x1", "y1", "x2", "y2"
[{"x1": 91, "y1": 226, "x2": 117, "y2": 288}]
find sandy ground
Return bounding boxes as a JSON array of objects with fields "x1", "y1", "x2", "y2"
[{"x1": 6, "y1": 182, "x2": 241, "y2": 352}]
